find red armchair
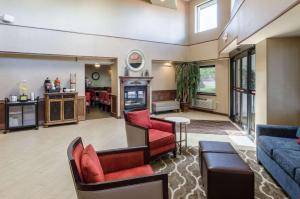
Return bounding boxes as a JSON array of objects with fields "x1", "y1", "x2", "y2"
[
  {"x1": 124, "y1": 109, "x2": 177, "y2": 160},
  {"x1": 67, "y1": 137, "x2": 169, "y2": 199}
]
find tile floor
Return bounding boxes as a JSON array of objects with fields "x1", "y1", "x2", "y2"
[{"x1": 0, "y1": 111, "x2": 255, "y2": 199}]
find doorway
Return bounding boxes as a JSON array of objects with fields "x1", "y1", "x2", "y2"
[
  {"x1": 230, "y1": 47, "x2": 256, "y2": 138},
  {"x1": 85, "y1": 62, "x2": 113, "y2": 120}
]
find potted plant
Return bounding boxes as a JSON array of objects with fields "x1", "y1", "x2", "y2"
[{"x1": 175, "y1": 62, "x2": 200, "y2": 112}]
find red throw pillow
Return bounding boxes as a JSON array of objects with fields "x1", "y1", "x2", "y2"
[
  {"x1": 81, "y1": 144, "x2": 105, "y2": 183},
  {"x1": 297, "y1": 138, "x2": 300, "y2": 145},
  {"x1": 127, "y1": 109, "x2": 152, "y2": 128}
]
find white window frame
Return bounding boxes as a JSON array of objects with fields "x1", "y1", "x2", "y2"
[
  {"x1": 195, "y1": 0, "x2": 218, "y2": 33},
  {"x1": 231, "y1": 0, "x2": 236, "y2": 11}
]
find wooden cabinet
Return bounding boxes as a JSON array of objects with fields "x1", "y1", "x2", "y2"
[{"x1": 44, "y1": 93, "x2": 78, "y2": 127}]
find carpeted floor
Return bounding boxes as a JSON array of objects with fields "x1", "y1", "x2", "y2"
[
  {"x1": 176, "y1": 120, "x2": 244, "y2": 136},
  {"x1": 151, "y1": 147, "x2": 289, "y2": 199}
]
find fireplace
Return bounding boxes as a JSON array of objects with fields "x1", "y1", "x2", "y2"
[
  {"x1": 120, "y1": 76, "x2": 153, "y2": 114},
  {"x1": 124, "y1": 86, "x2": 147, "y2": 110}
]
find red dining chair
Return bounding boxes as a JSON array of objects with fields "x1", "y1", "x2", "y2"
[{"x1": 85, "y1": 92, "x2": 91, "y2": 113}]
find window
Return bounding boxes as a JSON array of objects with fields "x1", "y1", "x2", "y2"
[
  {"x1": 231, "y1": 0, "x2": 236, "y2": 11},
  {"x1": 198, "y1": 66, "x2": 216, "y2": 95},
  {"x1": 195, "y1": 0, "x2": 218, "y2": 33}
]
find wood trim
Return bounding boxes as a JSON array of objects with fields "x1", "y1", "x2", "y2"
[
  {"x1": 0, "y1": 100, "x2": 5, "y2": 130},
  {"x1": 77, "y1": 96, "x2": 86, "y2": 121}
]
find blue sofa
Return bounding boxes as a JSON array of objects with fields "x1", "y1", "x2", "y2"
[{"x1": 256, "y1": 124, "x2": 300, "y2": 199}]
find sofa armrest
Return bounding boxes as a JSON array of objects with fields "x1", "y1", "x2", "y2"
[
  {"x1": 125, "y1": 122, "x2": 149, "y2": 147},
  {"x1": 76, "y1": 173, "x2": 168, "y2": 199},
  {"x1": 256, "y1": 124, "x2": 298, "y2": 138},
  {"x1": 97, "y1": 147, "x2": 149, "y2": 174},
  {"x1": 150, "y1": 118, "x2": 175, "y2": 133}
]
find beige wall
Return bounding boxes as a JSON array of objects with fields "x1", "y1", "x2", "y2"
[
  {"x1": 267, "y1": 38, "x2": 300, "y2": 125},
  {"x1": 0, "y1": 0, "x2": 189, "y2": 45},
  {"x1": 85, "y1": 65, "x2": 112, "y2": 88},
  {"x1": 256, "y1": 38, "x2": 300, "y2": 126},
  {"x1": 188, "y1": 0, "x2": 231, "y2": 45},
  {"x1": 151, "y1": 62, "x2": 176, "y2": 91},
  {"x1": 0, "y1": 56, "x2": 85, "y2": 98},
  {"x1": 197, "y1": 59, "x2": 230, "y2": 114},
  {"x1": 219, "y1": 0, "x2": 298, "y2": 52}
]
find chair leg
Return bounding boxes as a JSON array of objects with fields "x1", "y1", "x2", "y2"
[{"x1": 173, "y1": 149, "x2": 177, "y2": 158}]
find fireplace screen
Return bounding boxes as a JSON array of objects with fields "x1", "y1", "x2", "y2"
[{"x1": 124, "y1": 86, "x2": 146, "y2": 110}]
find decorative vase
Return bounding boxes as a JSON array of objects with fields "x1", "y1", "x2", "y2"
[
  {"x1": 144, "y1": 69, "x2": 149, "y2": 77},
  {"x1": 124, "y1": 66, "x2": 129, "y2": 76}
]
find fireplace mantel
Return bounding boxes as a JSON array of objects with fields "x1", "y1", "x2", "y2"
[
  {"x1": 119, "y1": 76, "x2": 153, "y2": 82},
  {"x1": 119, "y1": 76, "x2": 153, "y2": 116}
]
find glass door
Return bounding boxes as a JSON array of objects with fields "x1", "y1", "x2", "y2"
[{"x1": 231, "y1": 48, "x2": 256, "y2": 138}]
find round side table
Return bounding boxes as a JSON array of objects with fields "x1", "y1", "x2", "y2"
[{"x1": 164, "y1": 116, "x2": 190, "y2": 154}]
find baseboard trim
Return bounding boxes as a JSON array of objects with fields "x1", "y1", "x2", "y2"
[{"x1": 189, "y1": 107, "x2": 228, "y2": 116}]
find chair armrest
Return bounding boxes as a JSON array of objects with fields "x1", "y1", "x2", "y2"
[
  {"x1": 256, "y1": 124, "x2": 298, "y2": 138},
  {"x1": 150, "y1": 117, "x2": 175, "y2": 134},
  {"x1": 97, "y1": 147, "x2": 149, "y2": 174},
  {"x1": 125, "y1": 122, "x2": 149, "y2": 147},
  {"x1": 76, "y1": 173, "x2": 169, "y2": 199}
]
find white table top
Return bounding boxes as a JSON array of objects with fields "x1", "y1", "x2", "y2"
[{"x1": 164, "y1": 116, "x2": 190, "y2": 124}]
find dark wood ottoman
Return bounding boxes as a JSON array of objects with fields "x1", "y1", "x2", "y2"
[
  {"x1": 199, "y1": 141, "x2": 237, "y2": 176},
  {"x1": 202, "y1": 153, "x2": 254, "y2": 199}
]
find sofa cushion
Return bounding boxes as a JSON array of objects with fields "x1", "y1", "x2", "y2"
[
  {"x1": 273, "y1": 149, "x2": 300, "y2": 178},
  {"x1": 149, "y1": 129, "x2": 175, "y2": 149},
  {"x1": 297, "y1": 127, "x2": 300, "y2": 138},
  {"x1": 105, "y1": 165, "x2": 153, "y2": 181},
  {"x1": 127, "y1": 109, "x2": 152, "y2": 128},
  {"x1": 294, "y1": 168, "x2": 300, "y2": 185},
  {"x1": 257, "y1": 136, "x2": 300, "y2": 157},
  {"x1": 81, "y1": 144, "x2": 105, "y2": 183}
]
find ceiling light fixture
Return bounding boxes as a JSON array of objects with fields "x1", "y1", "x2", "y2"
[{"x1": 95, "y1": 63, "x2": 101, "y2": 68}]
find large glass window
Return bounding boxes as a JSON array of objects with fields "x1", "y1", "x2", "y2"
[
  {"x1": 198, "y1": 66, "x2": 216, "y2": 95},
  {"x1": 195, "y1": 0, "x2": 218, "y2": 33},
  {"x1": 231, "y1": 0, "x2": 236, "y2": 11}
]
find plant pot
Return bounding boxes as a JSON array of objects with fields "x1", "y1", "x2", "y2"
[{"x1": 180, "y1": 102, "x2": 189, "y2": 112}]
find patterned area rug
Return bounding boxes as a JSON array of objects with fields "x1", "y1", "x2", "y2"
[
  {"x1": 176, "y1": 120, "x2": 244, "y2": 136},
  {"x1": 151, "y1": 147, "x2": 289, "y2": 199}
]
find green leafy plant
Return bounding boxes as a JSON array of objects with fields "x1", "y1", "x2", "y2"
[{"x1": 175, "y1": 62, "x2": 200, "y2": 104}]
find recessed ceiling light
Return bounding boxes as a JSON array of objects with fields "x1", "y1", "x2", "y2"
[
  {"x1": 160, "y1": 0, "x2": 165, "y2": 2},
  {"x1": 95, "y1": 63, "x2": 101, "y2": 68}
]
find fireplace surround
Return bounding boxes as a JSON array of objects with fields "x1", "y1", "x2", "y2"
[{"x1": 119, "y1": 76, "x2": 153, "y2": 115}]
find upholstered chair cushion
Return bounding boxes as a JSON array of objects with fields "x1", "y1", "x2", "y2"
[
  {"x1": 127, "y1": 109, "x2": 152, "y2": 128},
  {"x1": 149, "y1": 129, "x2": 175, "y2": 150},
  {"x1": 150, "y1": 119, "x2": 173, "y2": 133},
  {"x1": 105, "y1": 165, "x2": 154, "y2": 181},
  {"x1": 81, "y1": 144, "x2": 105, "y2": 183},
  {"x1": 72, "y1": 142, "x2": 84, "y2": 182}
]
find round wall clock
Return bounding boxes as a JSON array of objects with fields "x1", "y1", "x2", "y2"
[{"x1": 91, "y1": 72, "x2": 100, "y2": 80}]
